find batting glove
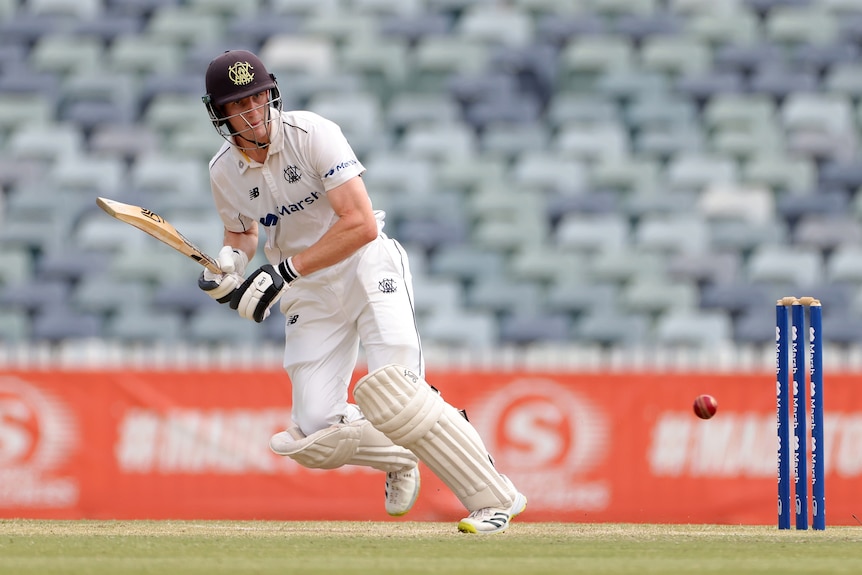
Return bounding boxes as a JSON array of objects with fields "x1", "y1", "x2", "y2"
[
  {"x1": 229, "y1": 264, "x2": 288, "y2": 323},
  {"x1": 198, "y1": 246, "x2": 248, "y2": 304}
]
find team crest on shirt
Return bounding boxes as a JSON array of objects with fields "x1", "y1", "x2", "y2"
[
  {"x1": 378, "y1": 278, "x2": 397, "y2": 294},
  {"x1": 284, "y1": 166, "x2": 301, "y2": 183}
]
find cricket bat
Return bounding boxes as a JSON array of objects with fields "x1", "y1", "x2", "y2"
[{"x1": 96, "y1": 197, "x2": 222, "y2": 274}]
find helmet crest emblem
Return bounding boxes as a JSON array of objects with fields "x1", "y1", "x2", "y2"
[{"x1": 228, "y1": 61, "x2": 255, "y2": 86}]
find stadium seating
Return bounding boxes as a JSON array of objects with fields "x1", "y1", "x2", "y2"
[{"x1": 2, "y1": 0, "x2": 862, "y2": 352}]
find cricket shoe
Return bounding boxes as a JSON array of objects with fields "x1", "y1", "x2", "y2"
[
  {"x1": 385, "y1": 465, "x2": 420, "y2": 516},
  {"x1": 457, "y1": 477, "x2": 527, "y2": 535}
]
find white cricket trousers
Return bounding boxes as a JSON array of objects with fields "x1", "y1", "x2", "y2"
[{"x1": 276, "y1": 234, "x2": 424, "y2": 435}]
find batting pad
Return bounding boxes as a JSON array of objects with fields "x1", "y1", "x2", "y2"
[
  {"x1": 354, "y1": 364, "x2": 515, "y2": 511},
  {"x1": 269, "y1": 419, "x2": 418, "y2": 472}
]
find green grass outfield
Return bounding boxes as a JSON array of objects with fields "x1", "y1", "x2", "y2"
[{"x1": 1, "y1": 520, "x2": 861, "y2": 575}]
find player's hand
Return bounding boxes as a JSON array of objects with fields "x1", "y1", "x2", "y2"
[
  {"x1": 198, "y1": 246, "x2": 248, "y2": 304},
  {"x1": 230, "y1": 264, "x2": 287, "y2": 323}
]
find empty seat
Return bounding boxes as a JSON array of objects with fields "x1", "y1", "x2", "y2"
[
  {"x1": 362, "y1": 152, "x2": 436, "y2": 196},
  {"x1": 640, "y1": 36, "x2": 711, "y2": 75},
  {"x1": 765, "y1": 5, "x2": 839, "y2": 45},
  {"x1": 589, "y1": 157, "x2": 661, "y2": 194},
  {"x1": 512, "y1": 152, "x2": 589, "y2": 194},
  {"x1": 28, "y1": 0, "x2": 103, "y2": 18},
  {"x1": 302, "y1": 11, "x2": 378, "y2": 42},
  {"x1": 747, "y1": 245, "x2": 823, "y2": 286},
  {"x1": 621, "y1": 278, "x2": 699, "y2": 315},
  {"x1": 666, "y1": 153, "x2": 738, "y2": 192},
  {"x1": 509, "y1": 247, "x2": 589, "y2": 283},
  {"x1": 794, "y1": 215, "x2": 862, "y2": 250},
  {"x1": 546, "y1": 280, "x2": 620, "y2": 315},
  {"x1": 594, "y1": 70, "x2": 670, "y2": 101},
  {"x1": 31, "y1": 307, "x2": 102, "y2": 341},
  {"x1": 781, "y1": 93, "x2": 854, "y2": 134},
  {"x1": 634, "y1": 215, "x2": 710, "y2": 254},
  {"x1": 0, "y1": 310, "x2": 29, "y2": 342},
  {"x1": 733, "y1": 304, "x2": 775, "y2": 344},
  {"x1": 698, "y1": 182, "x2": 776, "y2": 224},
  {"x1": 626, "y1": 95, "x2": 697, "y2": 129},
  {"x1": 553, "y1": 122, "x2": 628, "y2": 162},
  {"x1": 464, "y1": 94, "x2": 543, "y2": 131},
  {"x1": 472, "y1": 212, "x2": 547, "y2": 251},
  {"x1": 0, "y1": 248, "x2": 32, "y2": 286},
  {"x1": 827, "y1": 246, "x2": 862, "y2": 283},
  {"x1": 396, "y1": 217, "x2": 468, "y2": 252},
  {"x1": 824, "y1": 63, "x2": 862, "y2": 99},
  {"x1": 499, "y1": 313, "x2": 572, "y2": 345},
  {"x1": 560, "y1": 35, "x2": 635, "y2": 86},
  {"x1": 589, "y1": 248, "x2": 668, "y2": 283},
  {"x1": 400, "y1": 122, "x2": 477, "y2": 161},
  {"x1": 49, "y1": 155, "x2": 125, "y2": 195},
  {"x1": 655, "y1": 310, "x2": 734, "y2": 347},
  {"x1": 71, "y1": 276, "x2": 152, "y2": 314},
  {"x1": 703, "y1": 93, "x2": 777, "y2": 130},
  {"x1": 748, "y1": 68, "x2": 819, "y2": 99},
  {"x1": 709, "y1": 218, "x2": 789, "y2": 252},
  {"x1": 467, "y1": 279, "x2": 544, "y2": 314},
  {"x1": 675, "y1": 71, "x2": 744, "y2": 101},
  {"x1": 385, "y1": 93, "x2": 459, "y2": 131},
  {"x1": 481, "y1": 124, "x2": 550, "y2": 160},
  {"x1": 742, "y1": 154, "x2": 816, "y2": 193},
  {"x1": 700, "y1": 281, "x2": 774, "y2": 314},
  {"x1": 573, "y1": 309, "x2": 651, "y2": 346},
  {"x1": 634, "y1": 124, "x2": 706, "y2": 161},
  {"x1": 224, "y1": 12, "x2": 302, "y2": 48},
  {"x1": 455, "y1": 4, "x2": 534, "y2": 46},
  {"x1": 430, "y1": 247, "x2": 506, "y2": 282},
  {"x1": 129, "y1": 154, "x2": 206, "y2": 198},
  {"x1": 90, "y1": 124, "x2": 160, "y2": 161},
  {"x1": 7, "y1": 123, "x2": 84, "y2": 163},
  {"x1": 30, "y1": 35, "x2": 103, "y2": 75},
  {"x1": 151, "y1": 281, "x2": 213, "y2": 314},
  {"x1": 108, "y1": 36, "x2": 184, "y2": 75},
  {"x1": 259, "y1": 34, "x2": 337, "y2": 78},
  {"x1": 534, "y1": 10, "x2": 605, "y2": 41},
  {"x1": 667, "y1": 251, "x2": 742, "y2": 285},
  {"x1": 556, "y1": 214, "x2": 629, "y2": 252},
  {"x1": 0, "y1": 280, "x2": 70, "y2": 312},
  {"x1": 378, "y1": 14, "x2": 451, "y2": 44},
  {"x1": 419, "y1": 308, "x2": 497, "y2": 348},
  {"x1": 308, "y1": 92, "x2": 385, "y2": 154},
  {"x1": 146, "y1": 7, "x2": 224, "y2": 46},
  {"x1": 36, "y1": 250, "x2": 111, "y2": 282},
  {"x1": 187, "y1": 308, "x2": 261, "y2": 345},
  {"x1": 410, "y1": 37, "x2": 489, "y2": 91},
  {"x1": 412, "y1": 277, "x2": 464, "y2": 315},
  {"x1": 687, "y1": 9, "x2": 759, "y2": 45},
  {"x1": 338, "y1": 38, "x2": 409, "y2": 91},
  {"x1": 105, "y1": 305, "x2": 185, "y2": 343}
]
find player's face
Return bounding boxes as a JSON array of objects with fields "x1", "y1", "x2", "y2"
[{"x1": 223, "y1": 91, "x2": 271, "y2": 146}]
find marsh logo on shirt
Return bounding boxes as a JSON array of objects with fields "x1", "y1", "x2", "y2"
[
  {"x1": 259, "y1": 191, "x2": 323, "y2": 227},
  {"x1": 323, "y1": 159, "x2": 357, "y2": 179}
]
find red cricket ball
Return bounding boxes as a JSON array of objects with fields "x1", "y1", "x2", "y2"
[{"x1": 693, "y1": 394, "x2": 718, "y2": 419}]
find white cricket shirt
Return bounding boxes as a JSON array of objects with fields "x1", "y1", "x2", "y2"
[{"x1": 208, "y1": 109, "x2": 370, "y2": 266}]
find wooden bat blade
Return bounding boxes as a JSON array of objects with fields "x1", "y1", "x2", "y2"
[{"x1": 96, "y1": 197, "x2": 222, "y2": 274}]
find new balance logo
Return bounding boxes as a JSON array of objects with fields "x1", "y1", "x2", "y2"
[{"x1": 249, "y1": 187, "x2": 260, "y2": 200}]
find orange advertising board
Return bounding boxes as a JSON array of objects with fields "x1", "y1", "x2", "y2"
[{"x1": 1, "y1": 370, "x2": 860, "y2": 525}]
